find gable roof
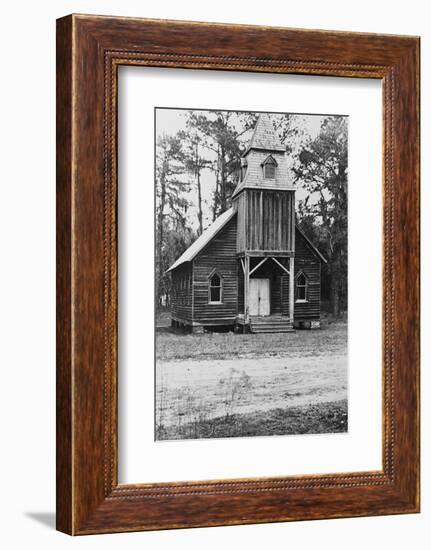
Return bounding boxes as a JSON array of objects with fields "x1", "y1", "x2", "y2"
[
  {"x1": 166, "y1": 208, "x2": 236, "y2": 272},
  {"x1": 243, "y1": 113, "x2": 285, "y2": 155},
  {"x1": 261, "y1": 154, "x2": 278, "y2": 166},
  {"x1": 166, "y1": 207, "x2": 326, "y2": 272},
  {"x1": 295, "y1": 225, "x2": 327, "y2": 264}
]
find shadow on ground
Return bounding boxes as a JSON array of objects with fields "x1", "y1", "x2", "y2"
[{"x1": 25, "y1": 512, "x2": 56, "y2": 530}]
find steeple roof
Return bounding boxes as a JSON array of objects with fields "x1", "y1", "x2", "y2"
[
  {"x1": 244, "y1": 113, "x2": 285, "y2": 155},
  {"x1": 232, "y1": 113, "x2": 294, "y2": 198}
]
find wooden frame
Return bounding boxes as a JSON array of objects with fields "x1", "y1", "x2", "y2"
[
  {"x1": 208, "y1": 269, "x2": 224, "y2": 304},
  {"x1": 56, "y1": 14, "x2": 420, "y2": 535},
  {"x1": 295, "y1": 270, "x2": 309, "y2": 303}
]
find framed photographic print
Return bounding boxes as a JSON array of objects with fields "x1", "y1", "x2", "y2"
[{"x1": 56, "y1": 15, "x2": 420, "y2": 534}]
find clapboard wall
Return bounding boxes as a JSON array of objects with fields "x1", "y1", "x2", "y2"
[
  {"x1": 170, "y1": 219, "x2": 322, "y2": 326},
  {"x1": 293, "y1": 228, "x2": 322, "y2": 321},
  {"x1": 170, "y1": 262, "x2": 193, "y2": 323},
  {"x1": 192, "y1": 215, "x2": 238, "y2": 325}
]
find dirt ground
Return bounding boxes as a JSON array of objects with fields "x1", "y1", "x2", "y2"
[
  {"x1": 155, "y1": 318, "x2": 348, "y2": 439},
  {"x1": 157, "y1": 353, "x2": 347, "y2": 427}
]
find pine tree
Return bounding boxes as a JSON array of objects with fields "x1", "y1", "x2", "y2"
[
  {"x1": 155, "y1": 133, "x2": 190, "y2": 306},
  {"x1": 293, "y1": 116, "x2": 348, "y2": 316}
]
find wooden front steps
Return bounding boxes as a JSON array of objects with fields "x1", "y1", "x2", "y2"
[{"x1": 249, "y1": 315, "x2": 295, "y2": 334}]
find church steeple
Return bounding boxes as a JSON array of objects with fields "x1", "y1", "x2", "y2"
[
  {"x1": 233, "y1": 113, "x2": 297, "y2": 327},
  {"x1": 232, "y1": 113, "x2": 294, "y2": 199},
  {"x1": 244, "y1": 112, "x2": 285, "y2": 155}
]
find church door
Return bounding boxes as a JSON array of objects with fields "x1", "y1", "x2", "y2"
[{"x1": 249, "y1": 279, "x2": 270, "y2": 316}]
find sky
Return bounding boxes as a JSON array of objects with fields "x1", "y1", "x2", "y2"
[{"x1": 155, "y1": 108, "x2": 332, "y2": 232}]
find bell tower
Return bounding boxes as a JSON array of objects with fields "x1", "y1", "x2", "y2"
[{"x1": 232, "y1": 113, "x2": 296, "y2": 325}]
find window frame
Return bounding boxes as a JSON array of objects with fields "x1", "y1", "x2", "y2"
[
  {"x1": 295, "y1": 271, "x2": 309, "y2": 303},
  {"x1": 264, "y1": 162, "x2": 276, "y2": 179},
  {"x1": 261, "y1": 155, "x2": 277, "y2": 180},
  {"x1": 208, "y1": 270, "x2": 223, "y2": 304}
]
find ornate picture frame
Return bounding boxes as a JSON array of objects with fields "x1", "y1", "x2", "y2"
[{"x1": 56, "y1": 14, "x2": 420, "y2": 534}]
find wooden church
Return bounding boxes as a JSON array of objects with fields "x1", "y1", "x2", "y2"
[{"x1": 167, "y1": 113, "x2": 326, "y2": 333}]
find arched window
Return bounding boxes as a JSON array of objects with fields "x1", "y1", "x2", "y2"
[
  {"x1": 208, "y1": 271, "x2": 223, "y2": 304},
  {"x1": 296, "y1": 272, "x2": 308, "y2": 302},
  {"x1": 261, "y1": 155, "x2": 277, "y2": 179}
]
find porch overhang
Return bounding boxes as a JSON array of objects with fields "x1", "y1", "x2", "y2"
[{"x1": 236, "y1": 250, "x2": 295, "y2": 258}]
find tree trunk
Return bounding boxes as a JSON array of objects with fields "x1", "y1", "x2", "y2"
[
  {"x1": 329, "y1": 251, "x2": 341, "y2": 317},
  {"x1": 156, "y1": 172, "x2": 166, "y2": 306},
  {"x1": 196, "y1": 142, "x2": 203, "y2": 235},
  {"x1": 219, "y1": 146, "x2": 227, "y2": 213},
  {"x1": 330, "y1": 274, "x2": 340, "y2": 317},
  {"x1": 197, "y1": 170, "x2": 203, "y2": 235},
  {"x1": 213, "y1": 145, "x2": 220, "y2": 221}
]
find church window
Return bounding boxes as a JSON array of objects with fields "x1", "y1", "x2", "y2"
[
  {"x1": 295, "y1": 271, "x2": 308, "y2": 302},
  {"x1": 262, "y1": 155, "x2": 277, "y2": 179},
  {"x1": 208, "y1": 271, "x2": 223, "y2": 304}
]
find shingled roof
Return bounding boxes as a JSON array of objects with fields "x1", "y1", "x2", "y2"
[
  {"x1": 166, "y1": 208, "x2": 236, "y2": 272},
  {"x1": 243, "y1": 113, "x2": 285, "y2": 155},
  {"x1": 296, "y1": 226, "x2": 327, "y2": 264},
  {"x1": 232, "y1": 113, "x2": 294, "y2": 198}
]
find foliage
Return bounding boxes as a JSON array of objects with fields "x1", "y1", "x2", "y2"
[
  {"x1": 157, "y1": 399, "x2": 348, "y2": 440},
  {"x1": 218, "y1": 368, "x2": 252, "y2": 420},
  {"x1": 294, "y1": 116, "x2": 348, "y2": 315},
  {"x1": 155, "y1": 133, "x2": 193, "y2": 306},
  {"x1": 177, "y1": 125, "x2": 211, "y2": 236},
  {"x1": 183, "y1": 110, "x2": 257, "y2": 220}
]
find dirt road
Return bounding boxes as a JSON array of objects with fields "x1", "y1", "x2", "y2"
[{"x1": 157, "y1": 354, "x2": 347, "y2": 427}]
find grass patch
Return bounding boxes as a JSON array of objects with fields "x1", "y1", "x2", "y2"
[
  {"x1": 157, "y1": 399, "x2": 348, "y2": 440},
  {"x1": 156, "y1": 320, "x2": 347, "y2": 362}
]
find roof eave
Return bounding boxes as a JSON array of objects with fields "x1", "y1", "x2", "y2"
[
  {"x1": 165, "y1": 259, "x2": 191, "y2": 274},
  {"x1": 233, "y1": 183, "x2": 296, "y2": 198},
  {"x1": 166, "y1": 208, "x2": 236, "y2": 272},
  {"x1": 242, "y1": 145, "x2": 286, "y2": 157},
  {"x1": 295, "y1": 225, "x2": 327, "y2": 264}
]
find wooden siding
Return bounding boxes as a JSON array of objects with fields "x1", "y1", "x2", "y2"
[
  {"x1": 293, "y1": 228, "x2": 322, "y2": 321},
  {"x1": 233, "y1": 149, "x2": 294, "y2": 198},
  {"x1": 236, "y1": 189, "x2": 295, "y2": 253},
  {"x1": 238, "y1": 261, "x2": 244, "y2": 314},
  {"x1": 271, "y1": 275, "x2": 282, "y2": 315},
  {"x1": 193, "y1": 215, "x2": 238, "y2": 324},
  {"x1": 170, "y1": 263, "x2": 193, "y2": 323},
  {"x1": 235, "y1": 192, "x2": 247, "y2": 254},
  {"x1": 170, "y1": 220, "x2": 323, "y2": 325},
  {"x1": 281, "y1": 274, "x2": 290, "y2": 316}
]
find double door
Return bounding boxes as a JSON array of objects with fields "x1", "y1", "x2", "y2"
[{"x1": 249, "y1": 278, "x2": 270, "y2": 316}]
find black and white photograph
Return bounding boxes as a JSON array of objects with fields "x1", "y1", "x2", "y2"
[
  {"x1": 155, "y1": 107, "x2": 348, "y2": 441},
  {"x1": 0, "y1": 0, "x2": 424, "y2": 545}
]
